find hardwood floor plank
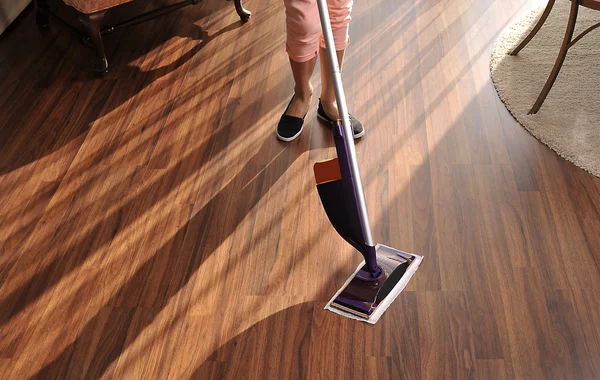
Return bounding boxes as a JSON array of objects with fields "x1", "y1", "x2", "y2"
[
  {"x1": 500, "y1": 267, "x2": 558, "y2": 379},
  {"x1": 0, "y1": 165, "x2": 137, "y2": 359},
  {"x1": 371, "y1": 291, "x2": 422, "y2": 379},
  {"x1": 0, "y1": 180, "x2": 59, "y2": 289},
  {"x1": 193, "y1": 301, "x2": 314, "y2": 380},
  {"x1": 307, "y1": 302, "x2": 365, "y2": 380},
  {"x1": 519, "y1": 191, "x2": 571, "y2": 289},
  {"x1": 365, "y1": 357, "x2": 399, "y2": 380},
  {"x1": 8, "y1": 279, "x2": 100, "y2": 378},
  {"x1": 59, "y1": 307, "x2": 136, "y2": 379},
  {"x1": 50, "y1": 307, "x2": 115, "y2": 380},
  {"x1": 471, "y1": 165, "x2": 526, "y2": 362},
  {"x1": 407, "y1": 162, "x2": 441, "y2": 291},
  {"x1": 565, "y1": 168, "x2": 600, "y2": 259},
  {"x1": 545, "y1": 290, "x2": 586, "y2": 379},
  {"x1": 571, "y1": 288, "x2": 600, "y2": 379},
  {"x1": 109, "y1": 306, "x2": 185, "y2": 379},
  {"x1": 0, "y1": 359, "x2": 13, "y2": 380},
  {"x1": 474, "y1": 165, "x2": 531, "y2": 268},
  {"x1": 534, "y1": 148, "x2": 600, "y2": 289},
  {"x1": 417, "y1": 291, "x2": 474, "y2": 380},
  {"x1": 496, "y1": 96, "x2": 543, "y2": 192},
  {"x1": 474, "y1": 359, "x2": 508, "y2": 379}
]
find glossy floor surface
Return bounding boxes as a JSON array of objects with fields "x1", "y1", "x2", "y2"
[{"x1": 1, "y1": 0, "x2": 600, "y2": 378}]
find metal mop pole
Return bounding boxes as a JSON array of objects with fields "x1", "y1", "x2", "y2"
[{"x1": 316, "y1": 0, "x2": 374, "y2": 248}]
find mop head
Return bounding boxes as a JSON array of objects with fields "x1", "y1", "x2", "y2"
[{"x1": 325, "y1": 244, "x2": 422, "y2": 324}]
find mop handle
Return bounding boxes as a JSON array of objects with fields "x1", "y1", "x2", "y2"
[{"x1": 316, "y1": 0, "x2": 374, "y2": 247}]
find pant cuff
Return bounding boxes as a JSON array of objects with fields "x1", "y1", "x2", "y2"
[
  {"x1": 286, "y1": 43, "x2": 319, "y2": 62},
  {"x1": 319, "y1": 34, "x2": 350, "y2": 51}
]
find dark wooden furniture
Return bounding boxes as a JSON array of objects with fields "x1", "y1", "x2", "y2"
[
  {"x1": 33, "y1": 0, "x2": 251, "y2": 75},
  {"x1": 510, "y1": 0, "x2": 600, "y2": 114}
]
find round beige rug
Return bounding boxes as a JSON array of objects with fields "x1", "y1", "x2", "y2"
[{"x1": 491, "y1": 0, "x2": 600, "y2": 177}]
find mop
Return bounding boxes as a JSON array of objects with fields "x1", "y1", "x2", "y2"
[{"x1": 313, "y1": 0, "x2": 423, "y2": 324}]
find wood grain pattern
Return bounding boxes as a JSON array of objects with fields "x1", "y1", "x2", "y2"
[
  {"x1": 1, "y1": 0, "x2": 600, "y2": 378},
  {"x1": 0, "y1": 360, "x2": 11, "y2": 379}
]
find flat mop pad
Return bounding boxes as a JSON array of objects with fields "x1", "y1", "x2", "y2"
[{"x1": 325, "y1": 245, "x2": 422, "y2": 324}]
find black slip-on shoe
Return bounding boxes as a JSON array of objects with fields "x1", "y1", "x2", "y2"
[
  {"x1": 317, "y1": 99, "x2": 364, "y2": 139},
  {"x1": 277, "y1": 95, "x2": 307, "y2": 142}
]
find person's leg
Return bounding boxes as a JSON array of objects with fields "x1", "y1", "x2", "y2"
[
  {"x1": 287, "y1": 57, "x2": 317, "y2": 118},
  {"x1": 319, "y1": 48, "x2": 345, "y2": 119},
  {"x1": 319, "y1": 0, "x2": 353, "y2": 119},
  {"x1": 282, "y1": 0, "x2": 321, "y2": 118}
]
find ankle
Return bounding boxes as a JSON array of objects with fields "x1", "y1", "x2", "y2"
[
  {"x1": 320, "y1": 98, "x2": 336, "y2": 105},
  {"x1": 295, "y1": 93, "x2": 312, "y2": 104},
  {"x1": 319, "y1": 99, "x2": 339, "y2": 119},
  {"x1": 295, "y1": 84, "x2": 313, "y2": 102}
]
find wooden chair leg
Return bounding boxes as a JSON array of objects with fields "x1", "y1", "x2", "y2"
[
  {"x1": 33, "y1": 0, "x2": 50, "y2": 28},
  {"x1": 78, "y1": 11, "x2": 109, "y2": 76},
  {"x1": 234, "y1": 0, "x2": 251, "y2": 22},
  {"x1": 510, "y1": 0, "x2": 555, "y2": 56},
  {"x1": 529, "y1": 0, "x2": 579, "y2": 114}
]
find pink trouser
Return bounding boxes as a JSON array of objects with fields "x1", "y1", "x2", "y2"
[{"x1": 283, "y1": 0, "x2": 353, "y2": 62}]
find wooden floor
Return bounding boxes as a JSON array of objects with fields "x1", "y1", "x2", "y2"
[{"x1": 1, "y1": 0, "x2": 600, "y2": 378}]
